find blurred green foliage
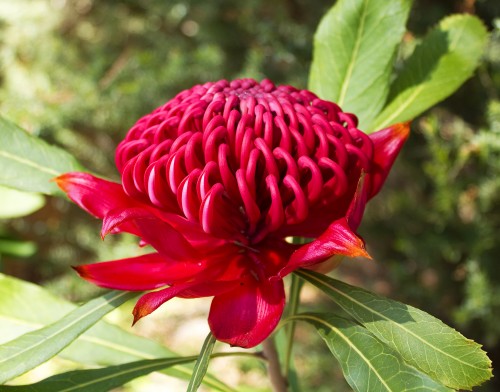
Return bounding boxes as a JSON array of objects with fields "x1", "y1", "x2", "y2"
[{"x1": 0, "y1": 0, "x2": 499, "y2": 390}]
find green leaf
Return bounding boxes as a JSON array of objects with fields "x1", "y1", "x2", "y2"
[
  {"x1": 370, "y1": 14, "x2": 488, "y2": 131},
  {"x1": 296, "y1": 269, "x2": 492, "y2": 390},
  {"x1": 0, "y1": 290, "x2": 135, "y2": 384},
  {"x1": 0, "y1": 186, "x2": 45, "y2": 219},
  {"x1": 0, "y1": 116, "x2": 85, "y2": 195},
  {"x1": 308, "y1": 0, "x2": 412, "y2": 129},
  {"x1": 0, "y1": 274, "x2": 233, "y2": 392},
  {"x1": 298, "y1": 313, "x2": 452, "y2": 392},
  {"x1": 0, "y1": 239, "x2": 36, "y2": 258},
  {"x1": 0, "y1": 356, "x2": 198, "y2": 392},
  {"x1": 187, "y1": 333, "x2": 216, "y2": 392}
]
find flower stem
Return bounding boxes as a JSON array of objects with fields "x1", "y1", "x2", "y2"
[
  {"x1": 283, "y1": 274, "x2": 303, "y2": 378},
  {"x1": 262, "y1": 336, "x2": 288, "y2": 392}
]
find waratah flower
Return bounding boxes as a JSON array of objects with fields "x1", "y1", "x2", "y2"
[{"x1": 56, "y1": 79, "x2": 409, "y2": 348}]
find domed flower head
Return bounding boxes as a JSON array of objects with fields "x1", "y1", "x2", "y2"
[{"x1": 56, "y1": 79, "x2": 409, "y2": 348}]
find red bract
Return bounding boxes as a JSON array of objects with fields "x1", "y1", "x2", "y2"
[{"x1": 56, "y1": 79, "x2": 409, "y2": 348}]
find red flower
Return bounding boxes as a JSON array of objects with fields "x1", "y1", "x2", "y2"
[{"x1": 56, "y1": 79, "x2": 409, "y2": 348}]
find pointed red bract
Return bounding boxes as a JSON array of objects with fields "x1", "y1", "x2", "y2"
[
  {"x1": 73, "y1": 253, "x2": 207, "y2": 291},
  {"x1": 279, "y1": 218, "x2": 370, "y2": 278},
  {"x1": 366, "y1": 122, "x2": 410, "y2": 199},
  {"x1": 55, "y1": 172, "x2": 139, "y2": 219},
  {"x1": 58, "y1": 79, "x2": 409, "y2": 348},
  {"x1": 133, "y1": 280, "x2": 240, "y2": 325}
]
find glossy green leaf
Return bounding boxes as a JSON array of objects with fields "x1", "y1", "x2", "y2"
[
  {"x1": 187, "y1": 333, "x2": 216, "y2": 392},
  {"x1": 308, "y1": 0, "x2": 412, "y2": 129},
  {"x1": 298, "y1": 313, "x2": 451, "y2": 392},
  {"x1": 0, "y1": 186, "x2": 45, "y2": 219},
  {"x1": 296, "y1": 269, "x2": 492, "y2": 390},
  {"x1": 0, "y1": 274, "x2": 233, "y2": 392},
  {"x1": 0, "y1": 116, "x2": 84, "y2": 195},
  {"x1": 0, "y1": 356, "x2": 198, "y2": 392},
  {"x1": 0, "y1": 290, "x2": 135, "y2": 384},
  {"x1": 370, "y1": 14, "x2": 488, "y2": 131}
]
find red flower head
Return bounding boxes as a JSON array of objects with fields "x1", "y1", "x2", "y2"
[{"x1": 56, "y1": 79, "x2": 409, "y2": 348}]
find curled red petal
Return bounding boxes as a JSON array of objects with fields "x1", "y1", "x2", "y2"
[
  {"x1": 158, "y1": 212, "x2": 229, "y2": 251},
  {"x1": 279, "y1": 217, "x2": 370, "y2": 277},
  {"x1": 133, "y1": 212, "x2": 201, "y2": 261},
  {"x1": 132, "y1": 280, "x2": 239, "y2": 325},
  {"x1": 100, "y1": 207, "x2": 143, "y2": 239},
  {"x1": 55, "y1": 172, "x2": 140, "y2": 219},
  {"x1": 208, "y1": 277, "x2": 285, "y2": 348},
  {"x1": 101, "y1": 207, "x2": 201, "y2": 261},
  {"x1": 200, "y1": 183, "x2": 246, "y2": 241},
  {"x1": 73, "y1": 253, "x2": 207, "y2": 291},
  {"x1": 367, "y1": 122, "x2": 410, "y2": 199}
]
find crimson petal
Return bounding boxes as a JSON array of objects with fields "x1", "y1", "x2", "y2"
[
  {"x1": 208, "y1": 277, "x2": 285, "y2": 348},
  {"x1": 73, "y1": 253, "x2": 207, "y2": 291},
  {"x1": 279, "y1": 217, "x2": 370, "y2": 277},
  {"x1": 102, "y1": 207, "x2": 201, "y2": 261},
  {"x1": 55, "y1": 172, "x2": 141, "y2": 219},
  {"x1": 367, "y1": 122, "x2": 410, "y2": 199},
  {"x1": 132, "y1": 280, "x2": 240, "y2": 324}
]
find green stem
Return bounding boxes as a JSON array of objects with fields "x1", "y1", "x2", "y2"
[
  {"x1": 263, "y1": 336, "x2": 288, "y2": 392},
  {"x1": 283, "y1": 274, "x2": 303, "y2": 377}
]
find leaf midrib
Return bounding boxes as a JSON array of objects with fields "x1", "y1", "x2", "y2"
[
  {"x1": 373, "y1": 84, "x2": 424, "y2": 129},
  {"x1": 300, "y1": 314, "x2": 393, "y2": 392},
  {"x1": 57, "y1": 357, "x2": 197, "y2": 392},
  {"x1": 299, "y1": 270, "x2": 484, "y2": 371},
  {"x1": 337, "y1": 0, "x2": 369, "y2": 106},
  {"x1": 0, "y1": 314, "x2": 158, "y2": 359},
  {"x1": 373, "y1": 18, "x2": 470, "y2": 130},
  {"x1": 0, "y1": 282, "x2": 232, "y2": 391},
  {"x1": 0, "y1": 150, "x2": 60, "y2": 176},
  {"x1": 0, "y1": 291, "x2": 131, "y2": 365},
  {"x1": 0, "y1": 313, "x2": 212, "y2": 385}
]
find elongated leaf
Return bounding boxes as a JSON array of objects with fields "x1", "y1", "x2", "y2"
[
  {"x1": 0, "y1": 290, "x2": 134, "y2": 384},
  {"x1": 0, "y1": 239, "x2": 36, "y2": 257},
  {"x1": 299, "y1": 313, "x2": 451, "y2": 392},
  {"x1": 0, "y1": 186, "x2": 45, "y2": 219},
  {"x1": 0, "y1": 274, "x2": 233, "y2": 392},
  {"x1": 0, "y1": 356, "x2": 198, "y2": 392},
  {"x1": 187, "y1": 333, "x2": 216, "y2": 392},
  {"x1": 308, "y1": 0, "x2": 412, "y2": 129},
  {"x1": 370, "y1": 14, "x2": 488, "y2": 131},
  {"x1": 296, "y1": 269, "x2": 492, "y2": 390},
  {"x1": 0, "y1": 116, "x2": 84, "y2": 195}
]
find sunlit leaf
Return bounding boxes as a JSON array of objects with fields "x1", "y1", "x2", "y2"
[
  {"x1": 0, "y1": 290, "x2": 134, "y2": 384},
  {"x1": 308, "y1": 0, "x2": 412, "y2": 129},
  {"x1": 299, "y1": 313, "x2": 451, "y2": 392},
  {"x1": 0, "y1": 356, "x2": 198, "y2": 392},
  {"x1": 0, "y1": 116, "x2": 84, "y2": 195},
  {"x1": 296, "y1": 269, "x2": 492, "y2": 390},
  {"x1": 0, "y1": 186, "x2": 45, "y2": 219},
  {"x1": 187, "y1": 333, "x2": 216, "y2": 392},
  {"x1": 370, "y1": 14, "x2": 488, "y2": 131},
  {"x1": 0, "y1": 274, "x2": 233, "y2": 392}
]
